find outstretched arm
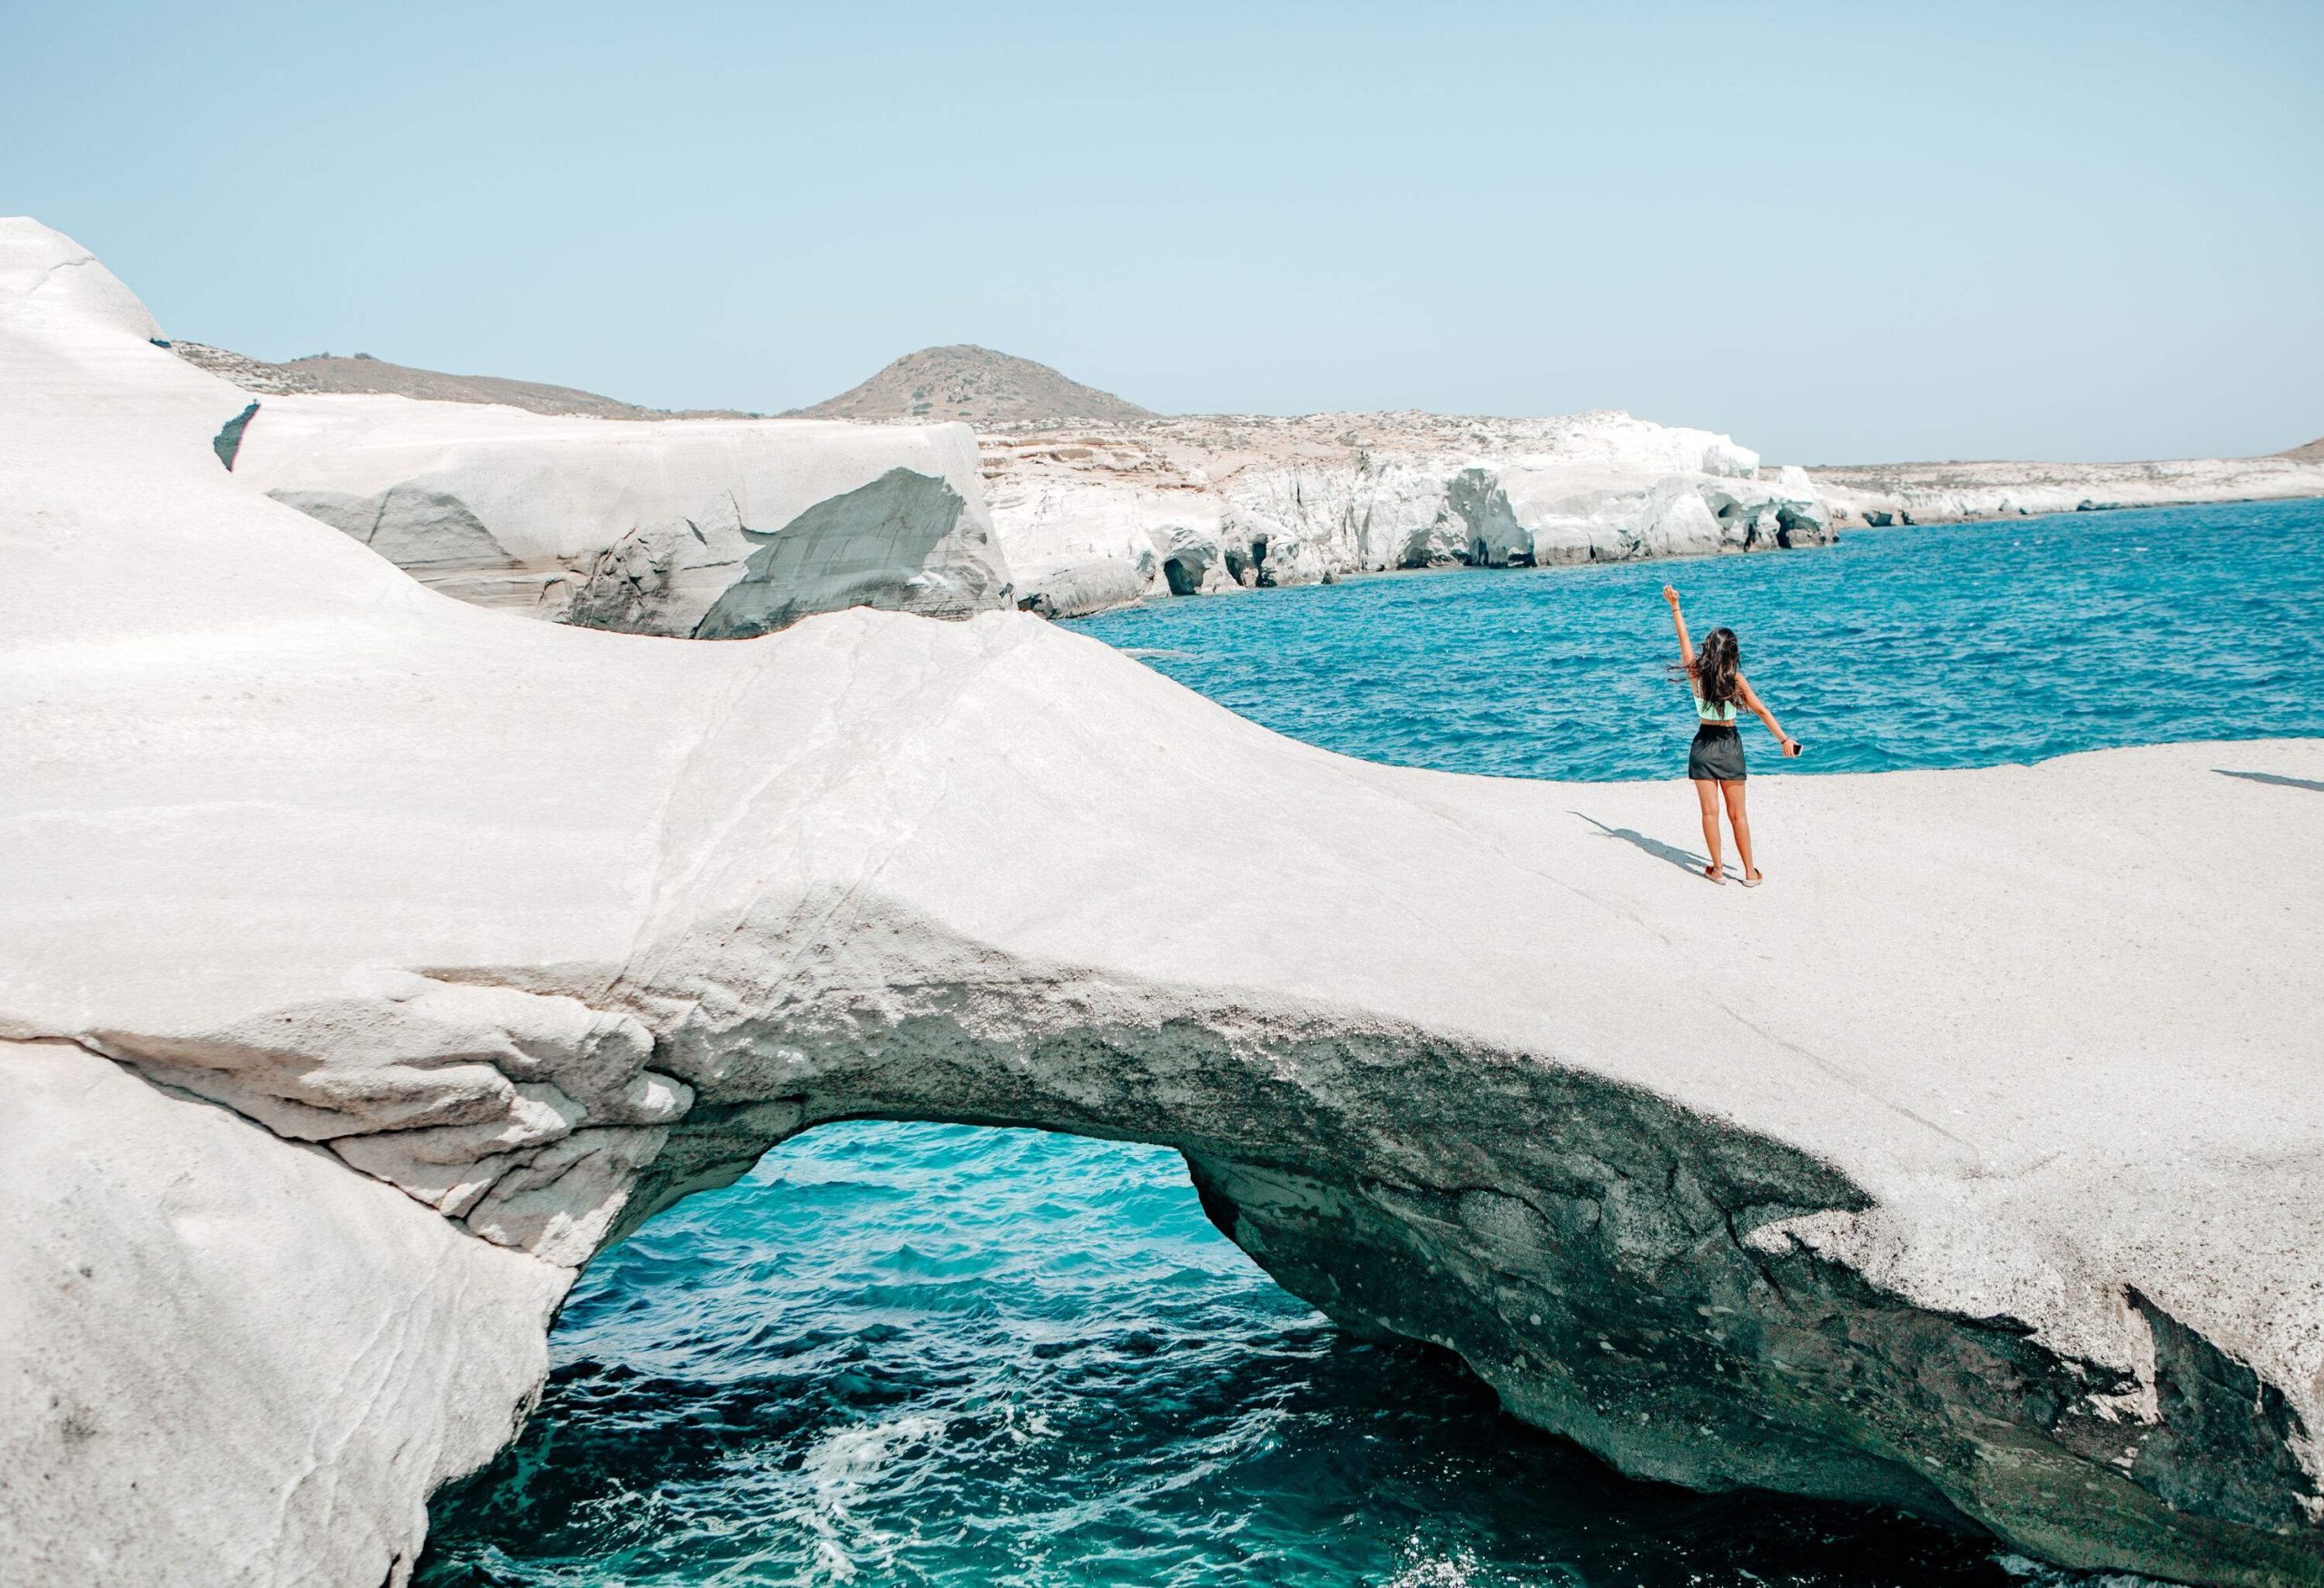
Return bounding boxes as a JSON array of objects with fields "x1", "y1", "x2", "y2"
[
  {"x1": 1736, "y1": 676, "x2": 1801, "y2": 755},
  {"x1": 1661, "y1": 586, "x2": 1695, "y2": 673}
]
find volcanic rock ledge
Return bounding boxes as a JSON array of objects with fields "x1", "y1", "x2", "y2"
[{"x1": 6, "y1": 218, "x2": 2323, "y2": 1588}]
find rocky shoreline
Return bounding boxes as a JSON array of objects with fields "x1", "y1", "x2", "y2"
[
  {"x1": 981, "y1": 409, "x2": 1833, "y2": 618},
  {"x1": 1809, "y1": 454, "x2": 2324, "y2": 528}
]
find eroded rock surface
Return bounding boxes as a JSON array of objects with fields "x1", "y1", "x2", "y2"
[
  {"x1": 0, "y1": 1040, "x2": 566, "y2": 1587},
  {"x1": 7, "y1": 217, "x2": 2324, "y2": 1588},
  {"x1": 227, "y1": 390, "x2": 1011, "y2": 635},
  {"x1": 983, "y1": 411, "x2": 1834, "y2": 616}
]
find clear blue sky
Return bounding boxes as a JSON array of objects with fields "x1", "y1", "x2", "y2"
[{"x1": 5, "y1": 1, "x2": 2318, "y2": 461}]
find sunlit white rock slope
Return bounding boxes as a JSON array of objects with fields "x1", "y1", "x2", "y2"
[{"x1": 5, "y1": 219, "x2": 2322, "y2": 1588}]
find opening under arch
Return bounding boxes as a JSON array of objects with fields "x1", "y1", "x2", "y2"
[{"x1": 414, "y1": 1119, "x2": 1999, "y2": 1586}]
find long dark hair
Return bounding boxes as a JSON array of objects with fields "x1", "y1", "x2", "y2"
[{"x1": 1693, "y1": 627, "x2": 1739, "y2": 709}]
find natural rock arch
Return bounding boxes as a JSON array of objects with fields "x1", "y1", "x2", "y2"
[{"x1": 92, "y1": 911, "x2": 2324, "y2": 1588}]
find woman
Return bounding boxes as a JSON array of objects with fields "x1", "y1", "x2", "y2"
[{"x1": 1662, "y1": 585, "x2": 1800, "y2": 885}]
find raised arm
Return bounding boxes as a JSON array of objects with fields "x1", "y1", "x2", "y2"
[
  {"x1": 1661, "y1": 585, "x2": 1695, "y2": 674},
  {"x1": 1736, "y1": 676, "x2": 1801, "y2": 756}
]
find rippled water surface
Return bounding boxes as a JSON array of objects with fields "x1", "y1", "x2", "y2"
[
  {"x1": 420, "y1": 500, "x2": 2323, "y2": 1587},
  {"x1": 1073, "y1": 500, "x2": 2324, "y2": 780}
]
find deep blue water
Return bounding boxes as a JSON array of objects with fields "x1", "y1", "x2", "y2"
[{"x1": 419, "y1": 499, "x2": 2323, "y2": 1588}]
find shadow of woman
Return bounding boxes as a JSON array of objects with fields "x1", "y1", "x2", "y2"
[
  {"x1": 2216, "y1": 768, "x2": 2324, "y2": 794},
  {"x1": 1571, "y1": 813, "x2": 1710, "y2": 877}
]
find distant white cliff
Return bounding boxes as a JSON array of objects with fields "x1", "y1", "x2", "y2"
[
  {"x1": 987, "y1": 410, "x2": 1833, "y2": 617},
  {"x1": 1810, "y1": 453, "x2": 2324, "y2": 528},
  {"x1": 8, "y1": 218, "x2": 2324, "y2": 1588}
]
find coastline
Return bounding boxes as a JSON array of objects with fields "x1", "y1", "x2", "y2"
[
  {"x1": 1056, "y1": 489, "x2": 2324, "y2": 627},
  {"x1": 1808, "y1": 455, "x2": 2324, "y2": 528}
]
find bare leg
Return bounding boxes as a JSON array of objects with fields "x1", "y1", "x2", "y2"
[
  {"x1": 1722, "y1": 780, "x2": 1759, "y2": 883},
  {"x1": 1694, "y1": 778, "x2": 1723, "y2": 881}
]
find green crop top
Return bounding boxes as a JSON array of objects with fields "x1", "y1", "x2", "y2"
[{"x1": 1691, "y1": 686, "x2": 1737, "y2": 724}]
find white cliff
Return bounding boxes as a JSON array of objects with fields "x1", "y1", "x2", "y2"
[
  {"x1": 226, "y1": 390, "x2": 1012, "y2": 636},
  {"x1": 1810, "y1": 454, "x2": 2324, "y2": 527},
  {"x1": 6, "y1": 219, "x2": 2324, "y2": 1588},
  {"x1": 984, "y1": 411, "x2": 1833, "y2": 617}
]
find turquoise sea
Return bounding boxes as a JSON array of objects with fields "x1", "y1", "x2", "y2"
[{"x1": 419, "y1": 499, "x2": 2324, "y2": 1588}]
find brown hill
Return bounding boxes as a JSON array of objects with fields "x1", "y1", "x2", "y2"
[
  {"x1": 793, "y1": 344, "x2": 1153, "y2": 428},
  {"x1": 166, "y1": 342, "x2": 756, "y2": 419},
  {"x1": 2281, "y1": 436, "x2": 2324, "y2": 462}
]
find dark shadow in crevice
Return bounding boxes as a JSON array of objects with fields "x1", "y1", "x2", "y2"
[{"x1": 213, "y1": 400, "x2": 259, "y2": 470}]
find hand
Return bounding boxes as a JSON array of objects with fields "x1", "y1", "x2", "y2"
[
  {"x1": 1661, "y1": 585, "x2": 1679, "y2": 607},
  {"x1": 1783, "y1": 738, "x2": 1803, "y2": 758}
]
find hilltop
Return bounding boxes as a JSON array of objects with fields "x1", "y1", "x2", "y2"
[{"x1": 792, "y1": 343, "x2": 1154, "y2": 427}]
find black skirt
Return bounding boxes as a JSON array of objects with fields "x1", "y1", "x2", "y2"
[{"x1": 1689, "y1": 724, "x2": 1745, "y2": 782}]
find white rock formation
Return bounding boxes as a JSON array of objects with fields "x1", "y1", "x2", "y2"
[
  {"x1": 1, "y1": 1041, "x2": 568, "y2": 1587},
  {"x1": 228, "y1": 390, "x2": 1012, "y2": 636},
  {"x1": 983, "y1": 411, "x2": 1833, "y2": 617},
  {"x1": 980, "y1": 430, "x2": 1235, "y2": 614},
  {"x1": 7, "y1": 218, "x2": 2324, "y2": 1588},
  {"x1": 1810, "y1": 455, "x2": 2324, "y2": 527}
]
